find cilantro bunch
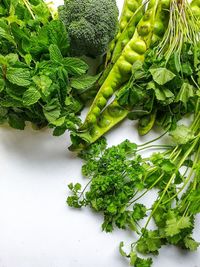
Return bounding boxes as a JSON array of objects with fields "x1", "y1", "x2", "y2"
[
  {"x1": 67, "y1": 103, "x2": 200, "y2": 266},
  {"x1": 0, "y1": 0, "x2": 98, "y2": 135}
]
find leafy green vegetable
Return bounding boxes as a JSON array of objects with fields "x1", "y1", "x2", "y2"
[
  {"x1": 150, "y1": 68, "x2": 176, "y2": 85},
  {"x1": 70, "y1": 0, "x2": 200, "y2": 149},
  {"x1": 0, "y1": 0, "x2": 98, "y2": 134},
  {"x1": 67, "y1": 104, "x2": 200, "y2": 265}
]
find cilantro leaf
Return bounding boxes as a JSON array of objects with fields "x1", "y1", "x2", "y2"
[{"x1": 150, "y1": 68, "x2": 176, "y2": 85}]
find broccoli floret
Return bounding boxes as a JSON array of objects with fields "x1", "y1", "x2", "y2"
[{"x1": 58, "y1": 0, "x2": 119, "y2": 57}]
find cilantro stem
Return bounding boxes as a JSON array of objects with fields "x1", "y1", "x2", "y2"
[
  {"x1": 161, "y1": 166, "x2": 194, "y2": 205},
  {"x1": 138, "y1": 130, "x2": 168, "y2": 148},
  {"x1": 143, "y1": 137, "x2": 199, "y2": 231},
  {"x1": 127, "y1": 173, "x2": 164, "y2": 207},
  {"x1": 137, "y1": 144, "x2": 173, "y2": 152},
  {"x1": 169, "y1": 146, "x2": 179, "y2": 159}
]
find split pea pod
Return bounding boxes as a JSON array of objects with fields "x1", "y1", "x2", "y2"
[
  {"x1": 80, "y1": 0, "x2": 161, "y2": 132},
  {"x1": 99, "y1": 1, "x2": 145, "y2": 88},
  {"x1": 89, "y1": 0, "x2": 171, "y2": 142},
  {"x1": 105, "y1": 0, "x2": 144, "y2": 67}
]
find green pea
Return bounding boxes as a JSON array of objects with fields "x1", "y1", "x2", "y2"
[
  {"x1": 130, "y1": 39, "x2": 147, "y2": 54},
  {"x1": 98, "y1": 116, "x2": 111, "y2": 128},
  {"x1": 120, "y1": 19, "x2": 128, "y2": 31},
  {"x1": 121, "y1": 38, "x2": 129, "y2": 48},
  {"x1": 142, "y1": 10, "x2": 153, "y2": 21},
  {"x1": 127, "y1": 0, "x2": 138, "y2": 12},
  {"x1": 160, "y1": 0, "x2": 170, "y2": 8},
  {"x1": 89, "y1": 127, "x2": 99, "y2": 138},
  {"x1": 153, "y1": 21, "x2": 165, "y2": 37},
  {"x1": 137, "y1": 22, "x2": 151, "y2": 36},
  {"x1": 191, "y1": 6, "x2": 200, "y2": 17},
  {"x1": 107, "y1": 104, "x2": 125, "y2": 117},
  {"x1": 117, "y1": 58, "x2": 132, "y2": 74},
  {"x1": 191, "y1": 0, "x2": 200, "y2": 7},
  {"x1": 97, "y1": 96, "x2": 107, "y2": 108},
  {"x1": 150, "y1": 35, "x2": 160, "y2": 46},
  {"x1": 93, "y1": 107, "x2": 101, "y2": 116},
  {"x1": 128, "y1": 28, "x2": 135, "y2": 38},
  {"x1": 87, "y1": 114, "x2": 97, "y2": 125},
  {"x1": 125, "y1": 10, "x2": 134, "y2": 20},
  {"x1": 124, "y1": 49, "x2": 141, "y2": 64},
  {"x1": 101, "y1": 86, "x2": 113, "y2": 98}
]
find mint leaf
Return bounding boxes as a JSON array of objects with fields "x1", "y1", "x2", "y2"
[
  {"x1": 8, "y1": 113, "x2": 25, "y2": 130},
  {"x1": 6, "y1": 67, "x2": 31, "y2": 87},
  {"x1": 63, "y1": 58, "x2": 88, "y2": 75},
  {"x1": 49, "y1": 44, "x2": 63, "y2": 62},
  {"x1": 32, "y1": 75, "x2": 52, "y2": 97},
  {"x1": 46, "y1": 20, "x2": 70, "y2": 56},
  {"x1": 71, "y1": 73, "x2": 101, "y2": 91},
  {"x1": 43, "y1": 99, "x2": 61, "y2": 123},
  {"x1": 23, "y1": 86, "x2": 41, "y2": 106},
  {"x1": 6, "y1": 54, "x2": 19, "y2": 65},
  {"x1": 0, "y1": 78, "x2": 5, "y2": 92},
  {"x1": 0, "y1": 25, "x2": 15, "y2": 45}
]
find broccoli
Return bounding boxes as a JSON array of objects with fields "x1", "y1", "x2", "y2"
[{"x1": 58, "y1": 0, "x2": 119, "y2": 57}]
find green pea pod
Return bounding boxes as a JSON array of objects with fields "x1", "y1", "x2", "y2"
[
  {"x1": 105, "y1": 0, "x2": 144, "y2": 67},
  {"x1": 99, "y1": 0, "x2": 157, "y2": 88},
  {"x1": 80, "y1": 0, "x2": 161, "y2": 131},
  {"x1": 69, "y1": 97, "x2": 128, "y2": 151},
  {"x1": 138, "y1": 110, "x2": 157, "y2": 136},
  {"x1": 98, "y1": 2, "x2": 145, "y2": 88}
]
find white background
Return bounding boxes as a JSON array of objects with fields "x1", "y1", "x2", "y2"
[{"x1": 0, "y1": 1, "x2": 200, "y2": 267}]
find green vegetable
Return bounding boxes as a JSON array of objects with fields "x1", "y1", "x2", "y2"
[
  {"x1": 82, "y1": 0, "x2": 161, "y2": 126},
  {"x1": 70, "y1": 0, "x2": 171, "y2": 149},
  {"x1": 0, "y1": 0, "x2": 99, "y2": 134},
  {"x1": 191, "y1": 0, "x2": 200, "y2": 19},
  {"x1": 70, "y1": 0, "x2": 200, "y2": 149},
  {"x1": 67, "y1": 104, "x2": 200, "y2": 266},
  {"x1": 58, "y1": 0, "x2": 119, "y2": 57},
  {"x1": 105, "y1": 0, "x2": 144, "y2": 68}
]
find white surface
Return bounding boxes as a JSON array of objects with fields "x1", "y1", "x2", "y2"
[{"x1": 0, "y1": 1, "x2": 200, "y2": 267}]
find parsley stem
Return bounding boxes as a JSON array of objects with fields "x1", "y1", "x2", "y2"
[{"x1": 79, "y1": 180, "x2": 92, "y2": 199}]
